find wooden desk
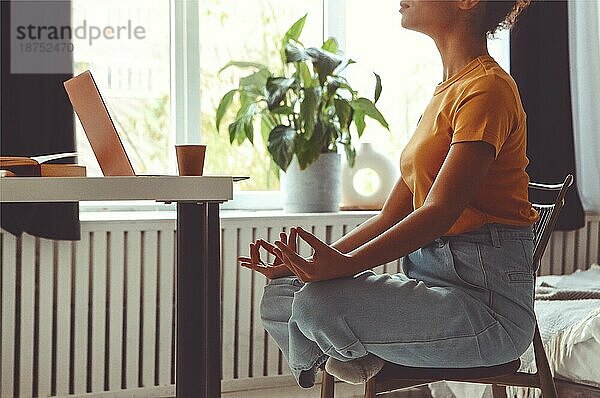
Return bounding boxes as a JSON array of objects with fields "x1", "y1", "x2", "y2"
[{"x1": 1, "y1": 176, "x2": 238, "y2": 397}]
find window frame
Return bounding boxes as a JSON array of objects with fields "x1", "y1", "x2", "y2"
[{"x1": 171, "y1": 0, "x2": 201, "y2": 146}]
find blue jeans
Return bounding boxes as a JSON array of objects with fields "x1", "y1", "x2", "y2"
[{"x1": 260, "y1": 223, "x2": 536, "y2": 388}]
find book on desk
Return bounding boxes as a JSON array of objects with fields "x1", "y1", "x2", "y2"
[{"x1": 0, "y1": 152, "x2": 86, "y2": 177}]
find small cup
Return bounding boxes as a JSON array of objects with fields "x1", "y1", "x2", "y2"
[{"x1": 175, "y1": 145, "x2": 206, "y2": 176}]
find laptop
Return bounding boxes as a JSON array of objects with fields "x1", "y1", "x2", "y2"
[{"x1": 64, "y1": 70, "x2": 247, "y2": 181}]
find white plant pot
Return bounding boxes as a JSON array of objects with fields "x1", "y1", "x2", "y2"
[{"x1": 281, "y1": 153, "x2": 341, "y2": 213}]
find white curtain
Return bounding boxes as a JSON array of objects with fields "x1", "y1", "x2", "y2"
[{"x1": 568, "y1": 0, "x2": 600, "y2": 213}]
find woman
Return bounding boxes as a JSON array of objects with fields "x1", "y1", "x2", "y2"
[{"x1": 238, "y1": 0, "x2": 537, "y2": 388}]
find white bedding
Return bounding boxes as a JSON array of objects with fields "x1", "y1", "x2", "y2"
[{"x1": 430, "y1": 265, "x2": 600, "y2": 398}]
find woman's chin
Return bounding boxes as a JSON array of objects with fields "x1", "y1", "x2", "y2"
[
  {"x1": 400, "y1": 18, "x2": 427, "y2": 35},
  {"x1": 400, "y1": 18, "x2": 415, "y2": 30}
]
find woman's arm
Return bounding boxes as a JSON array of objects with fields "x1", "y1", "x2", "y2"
[
  {"x1": 331, "y1": 178, "x2": 414, "y2": 254},
  {"x1": 271, "y1": 141, "x2": 496, "y2": 282},
  {"x1": 346, "y1": 141, "x2": 496, "y2": 270}
]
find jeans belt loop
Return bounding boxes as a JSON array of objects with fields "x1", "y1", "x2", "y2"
[{"x1": 488, "y1": 223, "x2": 501, "y2": 248}]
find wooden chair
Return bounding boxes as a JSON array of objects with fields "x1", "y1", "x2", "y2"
[{"x1": 320, "y1": 175, "x2": 574, "y2": 398}]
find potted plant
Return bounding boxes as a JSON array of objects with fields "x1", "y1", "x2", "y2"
[{"x1": 216, "y1": 15, "x2": 389, "y2": 212}]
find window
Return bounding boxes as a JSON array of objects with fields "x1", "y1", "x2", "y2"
[
  {"x1": 198, "y1": 0, "x2": 324, "y2": 191},
  {"x1": 72, "y1": 0, "x2": 510, "y2": 208},
  {"x1": 72, "y1": 0, "x2": 171, "y2": 176},
  {"x1": 334, "y1": 0, "x2": 441, "y2": 165}
]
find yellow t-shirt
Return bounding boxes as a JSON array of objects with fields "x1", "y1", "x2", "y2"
[{"x1": 400, "y1": 55, "x2": 539, "y2": 236}]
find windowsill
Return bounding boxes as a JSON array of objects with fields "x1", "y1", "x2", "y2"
[
  {"x1": 78, "y1": 190, "x2": 284, "y2": 212},
  {"x1": 77, "y1": 191, "x2": 380, "y2": 222},
  {"x1": 79, "y1": 207, "x2": 379, "y2": 222}
]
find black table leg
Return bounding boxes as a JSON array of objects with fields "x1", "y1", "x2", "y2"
[
  {"x1": 176, "y1": 202, "x2": 222, "y2": 397},
  {"x1": 206, "y1": 202, "x2": 222, "y2": 397}
]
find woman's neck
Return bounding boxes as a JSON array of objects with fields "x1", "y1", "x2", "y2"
[{"x1": 433, "y1": 29, "x2": 489, "y2": 82}]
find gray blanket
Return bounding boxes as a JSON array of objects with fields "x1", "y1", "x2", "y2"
[{"x1": 535, "y1": 264, "x2": 600, "y2": 300}]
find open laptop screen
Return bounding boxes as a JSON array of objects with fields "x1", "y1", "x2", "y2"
[{"x1": 64, "y1": 70, "x2": 135, "y2": 176}]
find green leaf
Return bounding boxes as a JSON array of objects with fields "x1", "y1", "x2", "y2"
[
  {"x1": 285, "y1": 42, "x2": 308, "y2": 63},
  {"x1": 271, "y1": 105, "x2": 294, "y2": 115},
  {"x1": 268, "y1": 125, "x2": 296, "y2": 171},
  {"x1": 266, "y1": 77, "x2": 296, "y2": 110},
  {"x1": 285, "y1": 14, "x2": 307, "y2": 42},
  {"x1": 260, "y1": 113, "x2": 275, "y2": 143},
  {"x1": 244, "y1": 119, "x2": 254, "y2": 144},
  {"x1": 342, "y1": 142, "x2": 357, "y2": 167},
  {"x1": 327, "y1": 75, "x2": 354, "y2": 100},
  {"x1": 374, "y1": 73, "x2": 383, "y2": 104},
  {"x1": 334, "y1": 98, "x2": 354, "y2": 133},
  {"x1": 334, "y1": 58, "x2": 357, "y2": 75},
  {"x1": 293, "y1": 120, "x2": 328, "y2": 169},
  {"x1": 281, "y1": 15, "x2": 307, "y2": 62},
  {"x1": 240, "y1": 68, "x2": 271, "y2": 96},
  {"x1": 350, "y1": 97, "x2": 389, "y2": 130},
  {"x1": 300, "y1": 87, "x2": 319, "y2": 139},
  {"x1": 327, "y1": 77, "x2": 341, "y2": 99},
  {"x1": 353, "y1": 110, "x2": 366, "y2": 137},
  {"x1": 305, "y1": 47, "x2": 342, "y2": 86},
  {"x1": 297, "y1": 62, "x2": 315, "y2": 88},
  {"x1": 228, "y1": 119, "x2": 245, "y2": 144},
  {"x1": 308, "y1": 121, "x2": 328, "y2": 154},
  {"x1": 219, "y1": 61, "x2": 267, "y2": 74},
  {"x1": 338, "y1": 130, "x2": 351, "y2": 145},
  {"x1": 236, "y1": 100, "x2": 259, "y2": 120},
  {"x1": 326, "y1": 125, "x2": 340, "y2": 152},
  {"x1": 321, "y1": 37, "x2": 339, "y2": 53},
  {"x1": 216, "y1": 89, "x2": 237, "y2": 131},
  {"x1": 295, "y1": 148, "x2": 315, "y2": 170},
  {"x1": 228, "y1": 101, "x2": 260, "y2": 144},
  {"x1": 328, "y1": 75, "x2": 356, "y2": 96}
]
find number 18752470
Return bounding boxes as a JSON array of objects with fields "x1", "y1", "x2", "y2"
[{"x1": 18, "y1": 42, "x2": 74, "y2": 53}]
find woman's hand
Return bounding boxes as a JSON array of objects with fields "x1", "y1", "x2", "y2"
[
  {"x1": 238, "y1": 229, "x2": 297, "y2": 280},
  {"x1": 273, "y1": 227, "x2": 353, "y2": 282}
]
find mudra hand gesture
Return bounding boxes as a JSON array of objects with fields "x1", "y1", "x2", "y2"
[
  {"x1": 238, "y1": 229, "x2": 298, "y2": 280},
  {"x1": 273, "y1": 226, "x2": 352, "y2": 282}
]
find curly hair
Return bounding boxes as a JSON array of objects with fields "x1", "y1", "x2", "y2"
[{"x1": 482, "y1": 0, "x2": 532, "y2": 37}]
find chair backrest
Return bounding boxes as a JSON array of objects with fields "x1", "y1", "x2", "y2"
[
  {"x1": 527, "y1": 175, "x2": 573, "y2": 397},
  {"x1": 529, "y1": 175, "x2": 574, "y2": 274}
]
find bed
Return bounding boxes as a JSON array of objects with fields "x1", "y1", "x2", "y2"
[{"x1": 429, "y1": 264, "x2": 600, "y2": 398}]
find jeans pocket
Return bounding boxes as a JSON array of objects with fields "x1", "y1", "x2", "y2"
[
  {"x1": 506, "y1": 271, "x2": 533, "y2": 283},
  {"x1": 499, "y1": 239, "x2": 534, "y2": 284},
  {"x1": 445, "y1": 240, "x2": 488, "y2": 292}
]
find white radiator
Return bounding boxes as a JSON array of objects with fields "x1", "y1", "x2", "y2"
[
  {"x1": 537, "y1": 213, "x2": 600, "y2": 275},
  {"x1": 0, "y1": 212, "x2": 380, "y2": 397},
  {"x1": 1, "y1": 212, "x2": 598, "y2": 397}
]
